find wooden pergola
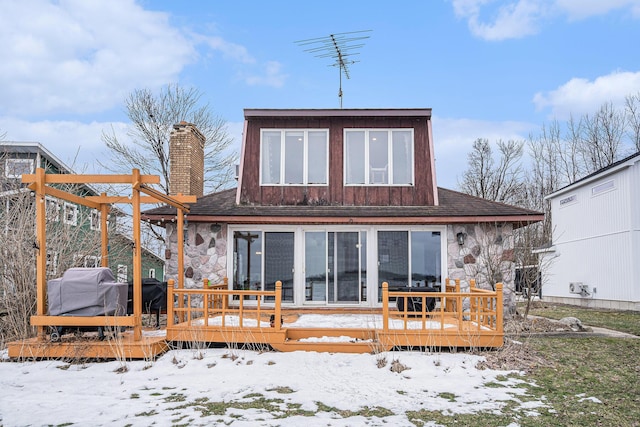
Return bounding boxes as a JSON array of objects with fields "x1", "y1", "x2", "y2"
[{"x1": 19, "y1": 168, "x2": 194, "y2": 347}]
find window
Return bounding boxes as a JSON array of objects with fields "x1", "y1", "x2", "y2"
[
  {"x1": 232, "y1": 230, "x2": 295, "y2": 302},
  {"x1": 5, "y1": 158, "x2": 34, "y2": 178},
  {"x1": 45, "y1": 197, "x2": 60, "y2": 222},
  {"x1": 260, "y1": 129, "x2": 328, "y2": 185},
  {"x1": 90, "y1": 209, "x2": 100, "y2": 231},
  {"x1": 592, "y1": 180, "x2": 615, "y2": 196},
  {"x1": 148, "y1": 269, "x2": 156, "y2": 279},
  {"x1": 304, "y1": 231, "x2": 367, "y2": 304},
  {"x1": 117, "y1": 265, "x2": 128, "y2": 283},
  {"x1": 84, "y1": 255, "x2": 100, "y2": 268},
  {"x1": 559, "y1": 194, "x2": 577, "y2": 207},
  {"x1": 344, "y1": 129, "x2": 414, "y2": 185},
  {"x1": 377, "y1": 230, "x2": 441, "y2": 301},
  {"x1": 63, "y1": 202, "x2": 77, "y2": 226}
]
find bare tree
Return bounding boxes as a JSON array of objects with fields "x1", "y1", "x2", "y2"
[
  {"x1": 458, "y1": 138, "x2": 525, "y2": 206},
  {"x1": 579, "y1": 102, "x2": 626, "y2": 171},
  {"x1": 101, "y1": 84, "x2": 238, "y2": 194},
  {"x1": 625, "y1": 92, "x2": 640, "y2": 152}
]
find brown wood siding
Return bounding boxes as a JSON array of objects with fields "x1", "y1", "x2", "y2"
[{"x1": 240, "y1": 115, "x2": 435, "y2": 206}]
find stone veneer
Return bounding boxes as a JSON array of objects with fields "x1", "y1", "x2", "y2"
[
  {"x1": 446, "y1": 223, "x2": 516, "y2": 313},
  {"x1": 164, "y1": 221, "x2": 228, "y2": 288}
]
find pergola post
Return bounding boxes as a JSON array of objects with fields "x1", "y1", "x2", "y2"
[
  {"x1": 132, "y1": 169, "x2": 143, "y2": 341},
  {"x1": 35, "y1": 168, "x2": 47, "y2": 338}
]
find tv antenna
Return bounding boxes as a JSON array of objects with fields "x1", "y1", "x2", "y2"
[{"x1": 295, "y1": 30, "x2": 372, "y2": 108}]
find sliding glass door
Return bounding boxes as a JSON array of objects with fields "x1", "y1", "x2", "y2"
[
  {"x1": 304, "y1": 231, "x2": 367, "y2": 304},
  {"x1": 233, "y1": 231, "x2": 294, "y2": 302},
  {"x1": 377, "y1": 230, "x2": 442, "y2": 301}
]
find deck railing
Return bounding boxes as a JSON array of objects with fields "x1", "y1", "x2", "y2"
[
  {"x1": 168, "y1": 279, "x2": 283, "y2": 330},
  {"x1": 382, "y1": 279, "x2": 503, "y2": 334},
  {"x1": 167, "y1": 278, "x2": 502, "y2": 335}
]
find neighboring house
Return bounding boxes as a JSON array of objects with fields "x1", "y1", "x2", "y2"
[
  {"x1": 0, "y1": 142, "x2": 163, "y2": 281},
  {"x1": 144, "y1": 111, "x2": 543, "y2": 309},
  {"x1": 541, "y1": 151, "x2": 640, "y2": 311}
]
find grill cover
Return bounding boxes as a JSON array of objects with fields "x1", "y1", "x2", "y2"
[{"x1": 47, "y1": 268, "x2": 128, "y2": 316}]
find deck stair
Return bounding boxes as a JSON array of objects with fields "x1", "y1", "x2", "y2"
[{"x1": 271, "y1": 327, "x2": 389, "y2": 353}]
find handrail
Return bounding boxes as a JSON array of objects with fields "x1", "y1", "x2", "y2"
[
  {"x1": 168, "y1": 280, "x2": 283, "y2": 330},
  {"x1": 167, "y1": 279, "x2": 502, "y2": 337},
  {"x1": 382, "y1": 281, "x2": 504, "y2": 333}
]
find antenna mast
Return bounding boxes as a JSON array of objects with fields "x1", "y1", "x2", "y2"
[{"x1": 296, "y1": 30, "x2": 371, "y2": 108}]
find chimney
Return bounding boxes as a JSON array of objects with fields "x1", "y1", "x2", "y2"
[{"x1": 169, "y1": 121, "x2": 205, "y2": 197}]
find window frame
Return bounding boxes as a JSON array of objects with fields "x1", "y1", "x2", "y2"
[
  {"x1": 259, "y1": 129, "x2": 329, "y2": 186},
  {"x1": 63, "y1": 202, "x2": 78, "y2": 226},
  {"x1": 90, "y1": 209, "x2": 100, "y2": 231},
  {"x1": 591, "y1": 179, "x2": 615, "y2": 197},
  {"x1": 117, "y1": 264, "x2": 128, "y2": 283},
  {"x1": 84, "y1": 255, "x2": 100, "y2": 268},
  {"x1": 5, "y1": 158, "x2": 34, "y2": 178},
  {"x1": 45, "y1": 197, "x2": 60, "y2": 222},
  {"x1": 343, "y1": 128, "x2": 415, "y2": 186}
]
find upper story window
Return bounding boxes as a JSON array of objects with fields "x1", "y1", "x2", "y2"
[
  {"x1": 260, "y1": 129, "x2": 328, "y2": 185},
  {"x1": 591, "y1": 179, "x2": 615, "y2": 196},
  {"x1": 5, "y1": 158, "x2": 34, "y2": 178},
  {"x1": 344, "y1": 129, "x2": 414, "y2": 185}
]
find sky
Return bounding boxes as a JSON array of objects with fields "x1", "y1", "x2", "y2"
[{"x1": 1, "y1": 0, "x2": 640, "y2": 189}]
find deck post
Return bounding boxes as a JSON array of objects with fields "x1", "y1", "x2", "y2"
[
  {"x1": 223, "y1": 277, "x2": 229, "y2": 309},
  {"x1": 202, "y1": 278, "x2": 210, "y2": 325},
  {"x1": 167, "y1": 279, "x2": 175, "y2": 327},
  {"x1": 496, "y1": 283, "x2": 504, "y2": 333},
  {"x1": 275, "y1": 281, "x2": 282, "y2": 330},
  {"x1": 455, "y1": 279, "x2": 463, "y2": 325},
  {"x1": 382, "y1": 282, "x2": 389, "y2": 333}
]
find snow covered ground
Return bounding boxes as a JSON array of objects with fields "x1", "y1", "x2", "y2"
[{"x1": 0, "y1": 346, "x2": 546, "y2": 426}]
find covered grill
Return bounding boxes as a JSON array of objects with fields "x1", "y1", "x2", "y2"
[{"x1": 48, "y1": 267, "x2": 128, "y2": 316}]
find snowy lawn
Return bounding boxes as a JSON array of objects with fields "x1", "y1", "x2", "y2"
[{"x1": 0, "y1": 347, "x2": 548, "y2": 426}]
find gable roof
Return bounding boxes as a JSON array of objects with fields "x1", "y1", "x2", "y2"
[
  {"x1": 1, "y1": 141, "x2": 74, "y2": 174},
  {"x1": 546, "y1": 151, "x2": 640, "y2": 199},
  {"x1": 143, "y1": 187, "x2": 543, "y2": 225}
]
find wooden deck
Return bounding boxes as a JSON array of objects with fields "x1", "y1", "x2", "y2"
[
  {"x1": 8, "y1": 279, "x2": 504, "y2": 359},
  {"x1": 165, "y1": 279, "x2": 504, "y2": 354},
  {"x1": 8, "y1": 329, "x2": 169, "y2": 360}
]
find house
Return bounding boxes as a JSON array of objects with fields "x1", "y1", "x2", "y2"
[
  {"x1": 0, "y1": 142, "x2": 164, "y2": 281},
  {"x1": 144, "y1": 110, "x2": 543, "y2": 310},
  {"x1": 541, "y1": 151, "x2": 640, "y2": 311}
]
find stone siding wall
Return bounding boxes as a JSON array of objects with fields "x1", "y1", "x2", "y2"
[
  {"x1": 165, "y1": 222, "x2": 227, "y2": 288},
  {"x1": 446, "y1": 223, "x2": 516, "y2": 313}
]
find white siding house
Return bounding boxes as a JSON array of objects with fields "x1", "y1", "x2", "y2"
[{"x1": 542, "y1": 152, "x2": 640, "y2": 310}]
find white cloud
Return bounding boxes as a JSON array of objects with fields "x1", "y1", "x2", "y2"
[
  {"x1": 452, "y1": 0, "x2": 550, "y2": 40},
  {"x1": 0, "y1": 0, "x2": 196, "y2": 117},
  {"x1": 533, "y1": 71, "x2": 640, "y2": 119},
  {"x1": 432, "y1": 116, "x2": 535, "y2": 188},
  {"x1": 555, "y1": 0, "x2": 640, "y2": 20},
  {"x1": 452, "y1": 0, "x2": 640, "y2": 41},
  {"x1": 198, "y1": 35, "x2": 256, "y2": 64},
  {"x1": 0, "y1": 117, "x2": 127, "y2": 173},
  {"x1": 244, "y1": 61, "x2": 288, "y2": 88}
]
